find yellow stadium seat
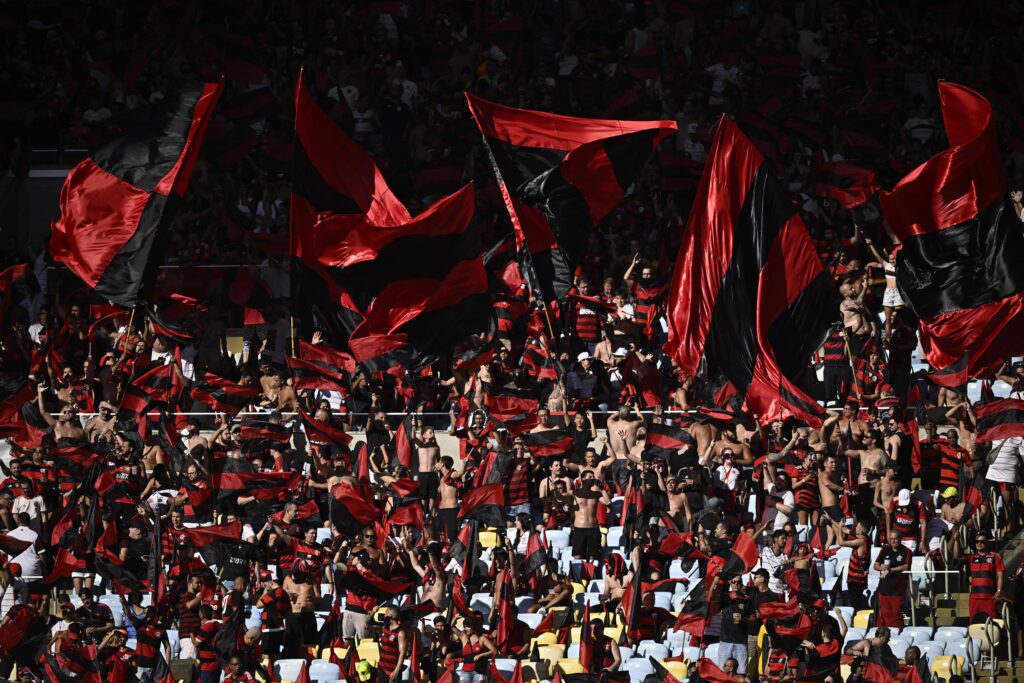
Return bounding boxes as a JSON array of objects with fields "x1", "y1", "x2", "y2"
[
  {"x1": 570, "y1": 626, "x2": 581, "y2": 642},
  {"x1": 357, "y1": 641, "x2": 380, "y2": 666},
  {"x1": 852, "y1": 610, "x2": 873, "y2": 629},
  {"x1": 662, "y1": 661, "x2": 689, "y2": 679},
  {"x1": 930, "y1": 655, "x2": 964, "y2": 680},
  {"x1": 558, "y1": 659, "x2": 586, "y2": 675},
  {"x1": 605, "y1": 625, "x2": 624, "y2": 642},
  {"x1": 538, "y1": 644, "x2": 566, "y2": 664},
  {"x1": 532, "y1": 631, "x2": 558, "y2": 646},
  {"x1": 840, "y1": 665, "x2": 851, "y2": 681},
  {"x1": 968, "y1": 622, "x2": 1001, "y2": 660},
  {"x1": 479, "y1": 530, "x2": 500, "y2": 548},
  {"x1": 317, "y1": 645, "x2": 347, "y2": 659},
  {"x1": 570, "y1": 582, "x2": 587, "y2": 597}
]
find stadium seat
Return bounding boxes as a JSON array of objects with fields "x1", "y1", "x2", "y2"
[
  {"x1": 548, "y1": 529, "x2": 571, "y2": 550},
  {"x1": 636, "y1": 642, "x2": 670, "y2": 660},
  {"x1": 470, "y1": 593, "x2": 493, "y2": 615},
  {"x1": 967, "y1": 622, "x2": 1001, "y2": 670},
  {"x1": 493, "y1": 658, "x2": 518, "y2": 677},
  {"x1": 662, "y1": 660, "x2": 689, "y2": 680},
  {"x1": 479, "y1": 530, "x2": 500, "y2": 548},
  {"x1": 653, "y1": 592, "x2": 672, "y2": 610},
  {"x1": 930, "y1": 655, "x2": 964, "y2": 682},
  {"x1": 519, "y1": 613, "x2": 544, "y2": 631},
  {"x1": 246, "y1": 607, "x2": 263, "y2": 629},
  {"x1": 538, "y1": 644, "x2": 567, "y2": 665},
  {"x1": 622, "y1": 658, "x2": 655, "y2": 682},
  {"x1": 566, "y1": 643, "x2": 580, "y2": 659},
  {"x1": 606, "y1": 526, "x2": 625, "y2": 548},
  {"x1": 945, "y1": 637, "x2": 981, "y2": 666},
  {"x1": 588, "y1": 579, "x2": 604, "y2": 593},
  {"x1": 843, "y1": 628, "x2": 866, "y2": 645},
  {"x1": 934, "y1": 626, "x2": 968, "y2": 640},
  {"x1": 166, "y1": 630, "x2": 179, "y2": 659},
  {"x1": 852, "y1": 610, "x2": 873, "y2": 629},
  {"x1": 533, "y1": 632, "x2": 558, "y2": 647},
  {"x1": 557, "y1": 659, "x2": 585, "y2": 675},
  {"x1": 619, "y1": 647, "x2": 634, "y2": 661},
  {"x1": 835, "y1": 606, "x2": 854, "y2": 626},
  {"x1": 918, "y1": 641, "x2": 945, "y2": 659},
  {"x1": 866, "y1": 627, "x2": 899, "y2": 638},
  {"x1": 704, "y1": 643, "x2": 720, "y2": 664},
  {"x1": 275, "y1": 659, "x2": 307, "y2": 681},
  {"x1": 316, "y1": 528, "x2": 332, "y2": 543},
  {"x1": 356, "y1": 642, "x2": 379, "y2": 666},
  {"x1": 899, "y1": 626, "x2": 933, "y2": 645},
  {"x1": 515, "y1": 596, "x2": 535, "y2": 611},
  {"x1": 887, "y1": 638, "x2": 910, "y2": 660},
  {"x1": 309, "y1": 661, "x2": 341, "y2": 681}
]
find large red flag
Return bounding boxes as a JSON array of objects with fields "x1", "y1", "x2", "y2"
[
  {"x1": 665, "y1": 115, "x2": 836, "y2": 427},
  {"x1": 880, "y1": 82, "x2": 1024, "y2": 377},
  {"x1": 50, "y1": 81, "x2": 223, "y2": 306}
]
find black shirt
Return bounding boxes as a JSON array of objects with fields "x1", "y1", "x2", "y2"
[
  {"x1": 876, "y1": 545, "x2": 911, "y2": 595},
  {"x1": 749, "y1": 587, "x2": 782, "y2": 635},
  {"x1": 721, "y1": 596, "x2": 753, "y2": 643}
]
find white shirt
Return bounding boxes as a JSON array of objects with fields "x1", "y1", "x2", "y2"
[
  {"x1": 715, "y1": 464, "x2": 740, "y2": 491},
  {"x1": 759, "y1": 545, "x2": 789, "y2": 595},
  {"x1": 7, "y1": 526, "x2": 41, "y2": 578},
  {"x1": 768, "y1": 488, "x2": 795, "y2": 531},
  {"x1": 986, "y1": 436, "x2": 1024, "y2": 484}
]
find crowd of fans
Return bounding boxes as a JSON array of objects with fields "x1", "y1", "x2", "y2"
[{"x1": 3, "y1": 1, "x2": 1024, "y2": 682}]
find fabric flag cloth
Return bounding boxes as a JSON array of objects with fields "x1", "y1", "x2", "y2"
[
  {"x1": 974, "y1": 399, "x2": 1024, "y2": 442},
  {"x1": 50, "y1": 80, "x2": 223, "y2": 307},
  {"x1": 706, "y1": 532, "x2": 758, "y2": 586},
  {"x1": 698, "y1": 657, "x2": 739, "y2": 683},
  {"x1": 457, "y1": 482, "x2": 506, "y2": 528},
  {"x1": 797, "y1": 641, "x2": 842, "y2": 682},
  {"x1": 290, "y1": 69, "x2": 406, "y2": 346},
  {"x1": 189, "y1": 372, "x2": 258, "y2": 417},
  {"x1": 880, "y1": 82, "x2": 1024, "y2": 377},
  {"x1": 644, "y1": 421, "x2": 695, "y2": 460},
  {"x1": 673, "y1": 584, "x2": 709, "y2": 639},
  {"x1": 520, "y1": 428, "x2": 573, "y2": 457},
  {"x1": 665, "y1": 115, "x2": 837, "y2": 427},
  {"x1": 298, "y1": 406, "x2": 352, "y2": 448},
  {"x1": 287, "y1": 340, "x2": 354, "y2": 392},
  {"x1": 924, "y1": 353, "x2": 969, "y2": 388},
  {"x1": 330, "y1": 481, "x2": 383, "y2": 536},
  {"x1": 813, "y1": 162, "x2": 880, "y2": 209},
  {"x1": 466, "y1": 93, "x2": 676, "y2": 302}
]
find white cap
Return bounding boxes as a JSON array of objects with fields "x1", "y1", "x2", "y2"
[
  {"x1": 576, "y1": 351, "x2": 591, "y2": 362},
  {"x1": 897, "y1": 489, "x2": 911, "y2": 506},
  {"x1": 613, "y1": 347, "x2": 629, "y2": 357}
]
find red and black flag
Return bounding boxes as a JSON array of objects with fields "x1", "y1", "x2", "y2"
[
  {"x1": 466, "y1": 93, "x2": 676, "y2": 302},
  {"x1": 673, "y1": 585, "x2": 709, "y2": 639},
  {"x1": 712, "y1": 532, "x2": 761, "y2": 585},
  {"x1": 644, "y1": 421, "x2": 695, "y2": 460},
  {"x1": 922, "y1": 353, "x2": 969, "y2": 389},
  {"x1": 621, "y1": 567, "x2": 643, "y2": 640},
  {"x1": 290, "y1": 70, "x2": 408, "y2": 346},
  {"x1": 522, "y1": 531, "x2": 548, "y2": 577},
  {"x1": 298, "y1": 406, "x2": 352, "y2": 448},
  {"x1": 880, "y1": 83, "x2": 1024, "y2": 377},
  {"x1": 237, "y1": 417, "x2": 291, "y2": 452},
  {"x1": 50, "y1": 80, "x2": 223, "y2": 307},
  {"x1": 520, "y1": 428, "x2": 573, "y2": 457},
  {"x1": 287, "y1": 340, "x2": 355, "y2": 392},
  {"x1": 457, "y1": 482, "x2": 506, "y2": 529},
  {"x1": 147, "y1": 306, "x2": 196, "y2": 344},
  {"x1": 796, "y1": 640, "x2": 842, "y2": 682},
  {"x1": 323, "y1": 185, "x2": 490, "y2": 371},
  {"x1": 181, "y1": 522, "x2": 249, "y2": 573},
  {"x1": 521, "y1": 336, "x2": 559, "y2": 381},
  {"x1": 649, "y1": 659, "x2": 683, "y2": 683},
  {"x1": 578, "y1": 600, "x2": 593, "y2": 671},
  {"x1": 482, "y1": 382, "x2": 538, "y2": 417},
  {"x1": 757, "y1": 595, "x2": 802, "y2": 620},
  {"x1": 697, "y1": 658, "x2": 738, "y2": 683},
  {"x1": 189, "y1": 372, "x2": 258, "y2": 417},
  {"x1": 840, "y1": 655, "x2": 893, "y2": 683},
  {"x1": 665, "y1": 115, "x2": 837, "y2": 427},
  {"x1": 658, "y1": 531, "x2": 708, "y2": 560},
  {"x1": 335, "y1": 567, "x2": 415, "y2": 601},
  {"x1": 975, "y1": 399, "x2": 1024, "y2": 442},
  {"x1": 330, "y1": 481, "x2": 383, "y2": 537},
  {"x1": 962, "y1": 472, "x2": 987, "y2": 521},
  {"x1": 213, "y1": 470, "x2": 300, "y2": 501},
  {"x1": 813, "y1": 162, "x2": 880, "y2": 209}
]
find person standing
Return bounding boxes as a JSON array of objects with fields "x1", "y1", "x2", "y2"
[
  {"x1": 959, "y1": 532, "x2": 1004, "y2": 622},
  {"x1": 873, "y1": 531, "x2": 911, "y2": 628}
]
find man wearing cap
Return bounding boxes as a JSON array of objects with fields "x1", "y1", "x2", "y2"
[
  {"x1": 887, "y1": 489, "x2": 926, "y2": 553},
  {"x1": 958, "y1": 532, "x2": 1004, "y2": 622},
  {"x1": 567, "y1": 351, "x2": 608, "y2": 409}
]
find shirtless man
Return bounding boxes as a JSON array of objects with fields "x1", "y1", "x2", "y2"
[
  {"x1": 261, "y1": 371, "x2": 298, "y2": 413},
  {"x1": 406, "y1": 542, "x2": 447, "y2": 610},
  {"x1": 606, "y1": 404, "x2": 643, "y2": 457},
  {"x1": 412, "y1": 422, "x2": 441, "y2": 515},
  {"x1": 566, "y1": 445, "x2": 616, "y2": 482},
  {"x1": 845, "y1": 430, "x2": 889, "y2": 485},
  {"x1": 36, "y1": 384, "x2": 87, "y2": 441},
  {"x1": 85, "y1": 401, "x2": 117, "y2": 442},
  {"x1": 436, "y1": 456, "x2": 462, "y2": 544},
  {"x1": 839, "y1": 281, "x2": 875, "y2": 338},
  {"x1": 530, "y1": 408, "x2": 560, "y2": 433},
  {"x1": 873, "y1": 467, "x2": 900, "y2": 521},
  {"x1": 818, "y1": 454, "x2": 847, "y2": 522},
  {"x1": 825, "y1": 404, "x2": 869, "y2": 450},
  {"x1": 571, "y1": 470, "x2": 611, "y2": 560},
  {"x1": 712, "y1": 429, "x2": 755, "y2": 467},
  {"x1": 283, "y1": 565, "x2": 317, "y2": 652},
  {"x1": 665, "y1": 475, "x2": 692, "y2": 529}
]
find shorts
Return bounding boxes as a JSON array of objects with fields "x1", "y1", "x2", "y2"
[
  {"x1": 438, "y1": 508, "x2": 458, "y2": 543},
  {"x1": 883, "y1": 288, "x2": 904, "y2": 308},
  {"x1": 823, "y1": 505, "x2": 844, "y2": 523},
  {"x1": 570, "y1": 527, "x2": 601, "y2": 559},
  {"x1": 417, "y1": 471, "x2": 439, "y2": 502},
  {"x1": 342, "y1": 611, "x2": 371, "y2": 641},
  {"x1": 901, "y1": 539, "x2": 918, "y2": 553}
]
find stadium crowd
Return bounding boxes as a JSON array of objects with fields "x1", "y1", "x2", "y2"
[{"x1": 2, "y1": 1, "x2": 1024, "y2": 683}]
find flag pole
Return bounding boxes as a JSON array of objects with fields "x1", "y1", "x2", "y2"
[
  {"x1": 122, "y1": 305, "x2": 137, "y2": 354},
  {"x1": 290, "y1": 314, "x2": 297, "y2": 357}
]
